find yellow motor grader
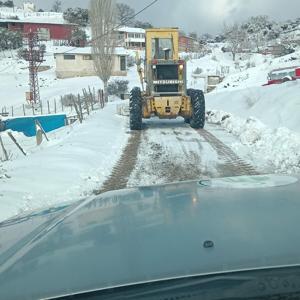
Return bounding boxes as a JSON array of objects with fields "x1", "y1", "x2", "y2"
[{"x1": 129, "y1": 28, "x2": 205, "y2": 130}]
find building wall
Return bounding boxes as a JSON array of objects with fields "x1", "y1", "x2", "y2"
[
  {"x1": 23, "y1": 23, "x2": 74, "y2": 40},
  {"x1": 179, "y1": 35, "x2": 200, "y2": 52},
  {"x1": 117, "y1": 30, "x2": 145, "y2": 49},
  {"x1": 55, "y1": 54, "x2": 127, "y2": 79},
  {"x1": 8, "y1": 23, "x2": 24, "y2": 31},
  {"x1": 7, "y1": 22, "x2": 74, "y2": 41}
]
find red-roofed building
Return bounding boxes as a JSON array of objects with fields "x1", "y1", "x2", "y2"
[
  {"x1": 0, "y1": 19, "x2": 76, "y2": 42},
  {"x1": 179, "y1": 34, "x2": 201, "y2": 52}
]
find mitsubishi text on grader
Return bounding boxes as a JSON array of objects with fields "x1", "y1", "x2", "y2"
[{"x1": 129, "y1": 28, "x2": 205, "y2": 130}]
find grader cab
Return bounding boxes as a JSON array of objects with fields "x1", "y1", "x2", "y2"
[{"x1": 129, "y1": 28, "x2": 205, "y2": 130}]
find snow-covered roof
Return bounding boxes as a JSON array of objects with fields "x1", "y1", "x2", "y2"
[
  {"x1": 0, "y1": 18, "x2": 74, "y2": 25},
  {"x1": 54, "y1": 46, "x2": 129, "y2": 56},
  {"x1": 117, "y1": 26, "x2": 145, "y2": 34}
]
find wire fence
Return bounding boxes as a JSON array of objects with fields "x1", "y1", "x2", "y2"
[
  {"x1": 0, "y1": 86, "x2": 105, "y2": 120},
  {"x1": 0, "y1": 87, "x2": 106, "y2": 162}
]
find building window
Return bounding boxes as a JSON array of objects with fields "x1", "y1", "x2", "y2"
[
  {"x1": 83, "y1": 55, "x2": 92, "y2": 60},
  {"x1": 128, "y1": 33, "x2": 134, "y2": 38},
  {"x1": 120, "y1": 56, "x2": 126, "y2": 71},
  {"x1": 64, "y1": 54, "x2": 75, "y2": 60}
]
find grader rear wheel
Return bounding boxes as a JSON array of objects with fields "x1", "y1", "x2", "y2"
[
  {"x1": 129, "y1": 87, "x2": 143, "y2": 130},
  {"x1": 187, "y1": 89, "x2": 205, "y2": 129}
]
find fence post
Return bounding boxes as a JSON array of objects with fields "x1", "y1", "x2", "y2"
[
  {"x1": 32, "y1": 104, "x2": 35, "y2": 115},
  {"x1": 40, "y1": 102, "x2": 43, "y2": 115},
  {"x1": 35, "y1": 119, "x2": 49, "y2": 141},
  {"x1": 100, "y1": 89, "x2": 104, "y2": 108},
  {"x1": 102, "y1": 90, "x2": 104, "y2": 107},
  {"x1": 47, "y1": 101, "x2": 50, "y2": 114},
  {"x1": 54, "y1": 99, "x2": 57, "y2": 114},
  {"x1": 84, "y1": 96, "x2": 90, "y2": 115},
  {"x1": 78, "y1": 94, "x2": 83, "y2": 120},
  {"x1": 7, "y1": 132, "x2": 26, "y2": 156},
  {"x1": 88, "y1": 86, "x2": 94, "y2": 110},
  {"x1": 98, "y1": 90, "x2": 102, "y2": 108},
  {"x1": 0, "y1": 134, "x2": 9, "y2": 161},
  {"x1": 97, "y1": 90, "x2": 101, "y2": 108},
  {"x1": 73, "y1": 96, "x2": 82, "y2": 123},
  {"x1": 61, "y1": 96, "x2": 64, "y2": 112},
  {"x1": 11, "y1": 106, "x2": 14, "y2": 117},
  {"x1": 23, "y1": 104, "x2": 26, "y2": 116}
]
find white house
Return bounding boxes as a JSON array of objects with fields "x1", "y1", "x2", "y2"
[
  {"x1": 54, "y1": 47, "x2": 128, "y2": 79},
  {"x1": 23, "y1": 2, "x2": 36, "y2": 12},
  {"x1": 117, "y1": 26, "x2": 145, "y2": 49}
]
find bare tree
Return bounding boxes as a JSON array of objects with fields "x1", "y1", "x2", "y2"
[
  {"x1": 90, "y1": 0, "x2": 117, "y2": 102},
  {"x1": 223, "y1": 22, "x2": 247, "y2": 61},
  {"x1": 116, "y1": 3, "x2": 135, "y2": 26},
  {"x1": 52, "y1": 0, "x2": 62, "y2": 12}
]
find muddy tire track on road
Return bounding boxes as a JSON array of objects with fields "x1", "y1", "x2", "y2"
[
  {"x1": 95, "y1": 131, "x2": 142, "y2": 194},
  {"x1": 196, "y1": 128, "x2": 260, "y2": 176},
  {"x1": 96, "y1": 122, "x2": 259, "y2": 194}
]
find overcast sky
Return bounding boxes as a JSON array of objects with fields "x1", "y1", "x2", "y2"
[{"x1": 13, "y1": 0, "x2": 300, "y2": 34}]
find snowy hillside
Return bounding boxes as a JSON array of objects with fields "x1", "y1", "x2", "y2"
[{"x1": 183, "y1": 44, "x2": 300, "y2": 131}]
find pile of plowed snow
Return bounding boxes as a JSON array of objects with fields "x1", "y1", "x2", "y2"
[
  {"x1": 207, "y1": 110, "x2": 300, "y2": 174},
  {"x1": 206, "y1": 80, "x2": 300, "y2": 174},
  {"x1": 207, "y1": 80, "x2": 300, "y2": 132}
]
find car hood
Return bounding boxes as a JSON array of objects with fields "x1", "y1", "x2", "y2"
[{"x1": 0, "y1": 174, "x2": 300, "y2": 300}]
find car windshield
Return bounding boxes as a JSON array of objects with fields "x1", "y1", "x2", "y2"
[{"x1": 1, "y1": 0, "x2": 300, "y2": 299}]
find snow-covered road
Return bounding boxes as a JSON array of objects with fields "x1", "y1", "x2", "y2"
[{"x1": 97, "y1": 118, "x2": 260, "y2": 193}]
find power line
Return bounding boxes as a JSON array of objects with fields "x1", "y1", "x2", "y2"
[
  {"x1": 1, "y1": 0, "x2": 159, "y2": 69},
  {"x1": 120, "y1": 0, "x2": 158, "y2": 27},
  {"x1": 61, "y1": 0, "x2": 159, "y2": 55}
]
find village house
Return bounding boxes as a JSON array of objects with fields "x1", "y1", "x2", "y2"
[
  {"x1": 54, "y1": 47, "x2": 129, "y2": 79},
  {"x1": 116, "y1": 26, "x2": 145, "y2": 49},
  {"x1": 179, "y1": 34, "x2": 201, "y2": 52},
  {"x1": 0, "y1": 19, "x2": 76, "y2": 42},
  {"x1": 116, "y1": 27, "x2": 204, "y2": 53}
]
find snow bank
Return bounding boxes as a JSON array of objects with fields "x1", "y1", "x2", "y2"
[
  {"x1": 207, "y1": 80, "x2": 300, "y2": 133},
  {"x1": 207, "y1": 110, "x2": 300, "y2": 174},
  {"x1": 0, "y1": 103, "x2": 129, "y2": 222}
]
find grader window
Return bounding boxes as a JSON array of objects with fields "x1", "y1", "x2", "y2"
[{"x1": 152, "y1": 38, "x2": 173, "y2": 59}]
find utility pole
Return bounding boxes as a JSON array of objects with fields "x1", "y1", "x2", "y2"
[{"x1": 22, "y1": 31, "x2": 45, "y2": 105}]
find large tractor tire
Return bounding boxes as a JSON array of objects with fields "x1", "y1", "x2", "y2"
[
  {"x1": 129, "y1": 87, "x2": 143, "y2": 130},
  {"x1": 187, "y1": 89, "x2": 205, "y2": 129}
]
